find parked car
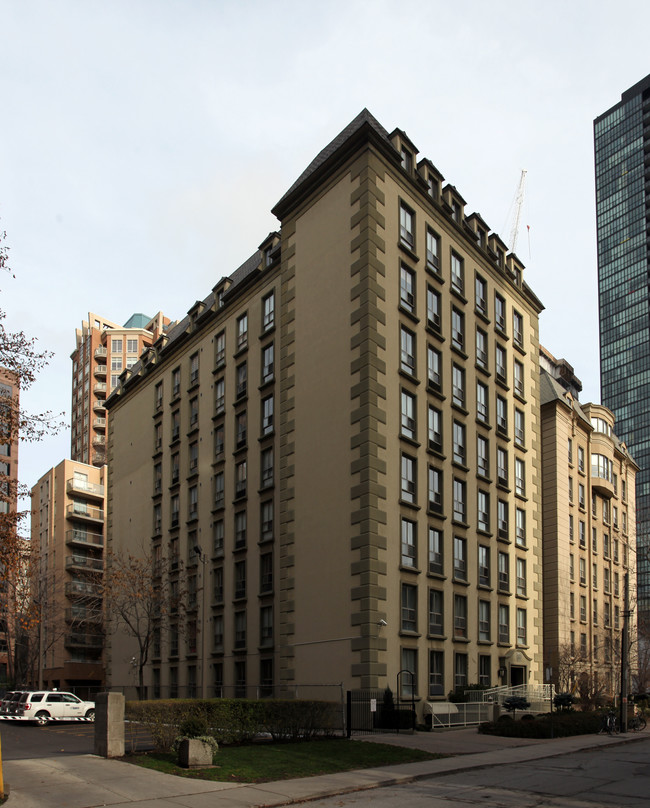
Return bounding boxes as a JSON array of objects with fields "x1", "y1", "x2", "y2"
[
  {"x1": 14, "y1": 691, "x2": 95, "y2": 724},
  {"x1": 0, "y1": 691, "x2": 25, "y2": 714}
]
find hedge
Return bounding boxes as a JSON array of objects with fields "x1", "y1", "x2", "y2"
[
  {"x1": 479, "y1": 710, "x2": 602, "y2": 738},
  {"x1": 125, "y1": 698, "x2": 341, "y2": 750}
]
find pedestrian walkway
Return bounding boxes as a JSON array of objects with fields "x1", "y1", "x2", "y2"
[{"x1": 3, "y1": 727, "x2": 647, "y2": 808}]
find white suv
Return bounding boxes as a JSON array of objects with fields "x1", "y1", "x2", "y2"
[{"x1": 14, "y1": 691, "x2": 95, "y2": 724}]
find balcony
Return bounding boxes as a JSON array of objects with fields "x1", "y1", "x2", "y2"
[
  {"x1": 66, "y1": 503, "x2": 104, "y2": 524},
  {"x1": 93, "y1": 364, "x2": 107, "y2": 379},
  {"x1": 66, "y1": 555, "x2": 103, "y2": 573},
  {"x1": 92, "y1": 435, "x2": 106, "y2": 447},
  {"x1": 66, "y1": 478, "x2": 105, "y2": 498},
  {"x1": 65, "y1": 580, "x2": 102, "y2": 598},
  {"x1": 94, "y1": 346, "x2": 107, "y2": 359},
  {"x1": 64, "y1": 633, "x2": 104, "y2": 650},
  {"x1": 65, "y1": 608, "x2": 102, "y2": 625},
  {"x1": 66, "y1": 529, "x2": 104, "y2": 549},
  {"x1": 93, "y1": 401, "x2": 106, "y2": 415},
  {"x1": 94, "y1": 382, "x2": 107, "y2": 395},
  {"x1": 92, "y1": 451, "x2": 106, "y2": 467},
  {"x1": 93, "y1": 417, "x2": 106, "y2": 430}
]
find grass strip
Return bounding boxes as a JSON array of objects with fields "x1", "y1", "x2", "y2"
[{"x1": 125, "y1": 737, "x2": 443, "y2": 783}]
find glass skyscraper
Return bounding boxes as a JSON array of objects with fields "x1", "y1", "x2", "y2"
[{"x1": 595, "y1": 74, "x2": 650, "y2": 619}]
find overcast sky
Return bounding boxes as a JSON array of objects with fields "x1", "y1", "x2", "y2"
[{"x1": 3, "y1": 0, "x2": 650, "y2": 498}]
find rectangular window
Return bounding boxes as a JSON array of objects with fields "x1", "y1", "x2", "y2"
[
  {"x1": 497, "y1": 447, "x2": 508, "y2": 487},
  {"x1": 260, "y1": 552, "x2": 273, "y2": 593},
  {"x1": 427, "y1": 286, "x2": 442, "y2": 333},
  {"x1": 451, "y1": 307, "x2": 465, "y2": 352},
  {"x1": 263, "y1": 292, "x2": 275, "y2": 332},
  {"x1": 429, "y1": 589, "x2": 443, "y2": 636},
  {"x1": 399, "y1": 203, "x2": 415, "y2": 250},
  {"x1": 262, "y1": 395, "x2": 274, "y2": 435},
  {"x1": 400, "y1": 326, "x2": 416, "y2": 375},
  {"x1": 214, "y1": 471, "x2": 224, "y2": 509},
  {"x1": 452, "y1": 420, "x2": 466, "y2": 465},
  {"x1": 516, "y1": 608, "x2": 527, "y2": 645},
  {"x1": 111, "y1": 338, "x2": 123, "y2": 353},
  {"x1": 479, "y1": 600, "x2": 491, "y2": 642},
  {"x1": 261, "y1": 447, "x2": 274, "y2": 489},
  {"x1": 452, "y1": 364, "x2": 465, "y2": 408},
  {"x1": 427, "y1": 405, "x2": 442, "y2": 452},
  {"x1": 515, "y1": 508, "x2": 526, "y2": 547},
  {"x1": 260, "y1": 605, "x2": 273, "y2": 647},
  {"x1": 476, "y1": 381, "x2": 488, "y2": 423},
  {"x1": 454, "y1": 595, "x2": 467, "y2": 638},
  {"x1": 477, "y1": 434, "x2": 489, "y2": 477},
  {"x1": 498, "y1": 604, "x2": 509, "y2": 643},
  {"x1": 235, "y1": 410, "x2": 247, "y2": 448},
  {"x1": 401, "y1": 518, "x2": 416, "y2": 568},
  {"x1": 450, "y1": 252, "x2": 464, "y2": 295},
  {"x1": 213, "y1": 519, "x2": 224, "y2": 556},
  {"x1": 428, "y1": 466, "x2": 443, "y2": 514},
  {"x1": 454, "y1": 653, "x2": 468, "y2": 689},
  {"x1": 236, "y1": 362, "x2": 247, "y2": 399},
  {"x1": 579, "y1": 557, "x2": 586, "y2": 586},
  {"x1": 234, "y1": 560, "x2": 246, "y2": 600},
  {"x1": 478, "y1": 490, "x2": 490, "y2": 532},
  {"x1": 428, "y1": 527, "x2": 443, "y2": 575},
  {"x1": 235, "y1": 460, "x2": 247, "y2": 498},
  {"x1": 190, "y1": 352, "x2": 199, "y2": 385},
  {"x1": 400, "y1": 264, "x2": 416, "y2": 313},
  {"x1": 235, "y1": 511, "x2": 247, "y2": 549},
  {"x1": 215, "y1": 331, "x2": 226, "y2": 368},
  {"x1": 453, "y1": 478, "x2": 466, "y2": 523},
  {"x1": 401, "y1": 648, "x2": 417, "y2": 698},
  {"x1": 498, "y1": 551, "x2": 509, "y2": 592},
  {"x1": 261, "y1": 500, "x2": 274, "y2": 542},
  {"x1": 579, "y1": 520, "x2": 586, "y2": 548},
  {"x1": 495, "y1": 293, "x2": 506, "y2": 332},
  {"x1": 495, "y1": 344, "x2": 507, "y2": 383},
  {"x1": 578, "y1": 446, "x2": 585, "y2": 472},
  {"x1": 515, "y1": 458, "x2": 525, "y2": 496},
  {"x1": 496, "y1": 396, "x2": 508, "y2": 435},
  {"x1": 498, "y1": 500, "x2": 509, "y2": 539},
  {"x1": 214, "y1": 378, "x2": 225, "y2": 414},
  {"x1": 429, "y1": 650, "x2": 444, "y2": 696},
  {"x1": 475, "y1": 274, "x2": 487, "y2": 316},
  {"x1": 476, "y1": 327, "x2": 488, "y2": 369},
  {"x1": 514, "y1": 409, "x2": 524, "y2": 446},
  {"x1": 513, "y1": 311, "x2": 524, "y2": 348},
  {"x1": 453, "y1": 536, "x2": 467, "y2": 581},
  {"x1": 516, "y1": 557, "x2": 526, "y2": 596},
  {"x1": 426, "y1": 227, "x2": 440, "y2": 272},
  {"x1": 513, "y1": 360, "x2": 524, "y2": 398},
  {"x1": 401, "y1": 390, "x2": 416, "y2": 440},
  {"x1": 261, "y1": 343, "x2": 274, "y2": 384},
  {"x1": 237, "y1": 313, "x2": 248, "y2": 350},
  {"x1": 401, "y1": 454, "x2": 416, "y2": 503},
  {"x1": 427, "y1": 345, "x2": 441, "y2": 391},
  {"x1": 478, "y1": 545, "x2": 490, "y2": 587},
  {"x1": 401, "y1": 584, "x2": 417, "y2": 633}
]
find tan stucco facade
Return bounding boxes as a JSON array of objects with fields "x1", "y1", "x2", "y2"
[{"x1": 106, "y1": 111, "x2": 545, "y2": 701}]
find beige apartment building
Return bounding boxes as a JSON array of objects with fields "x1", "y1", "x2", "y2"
[
  {"x1": 30, "y1": 459, "x2": 105, "y2": 695},
  {"x1": 71, "y1": 312, "x2": 171, "y2": 467},
  {"x1": 106, "y1": 109, "x2": 545, "y2": 703},
  {"x1": 540, "y1": 348, "x2": 637, "y2": 699}
]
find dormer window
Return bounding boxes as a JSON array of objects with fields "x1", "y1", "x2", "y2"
[
  {"x1": 401, "y1": 147, "x2": 412, "y2": 173},
  {"x1": 452, "y1": 201, "x2": 462, "y2": 223},
  {"x1": 426, "y1": 175, "x2": 437, "y2": 199},
  {"x1": 264, "y1": 247, "x2": 273, "y2": 267}
]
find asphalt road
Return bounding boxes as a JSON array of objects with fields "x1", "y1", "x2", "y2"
[
  {"x1": 0, "y1": 719, "x2": 153, "y2": 760},
  {"x1": 305, "y1": 736, "x2": 650, "y2": 808}
]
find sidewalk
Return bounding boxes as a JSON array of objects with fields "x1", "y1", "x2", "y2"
[{"x1": 3, "y1": 727, "x2": 647, "y2": 808}]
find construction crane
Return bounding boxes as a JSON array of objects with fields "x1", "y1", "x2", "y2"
[{"x1": 506, "y1": 169, "x2": 527, "y2": 255}]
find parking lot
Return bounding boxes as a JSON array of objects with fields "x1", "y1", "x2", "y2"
[{"x1": 0, "y1": 718, "x2": 153, "y2": 760}]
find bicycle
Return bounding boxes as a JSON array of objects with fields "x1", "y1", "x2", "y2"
[
  {"x1": 629, "y1": 714, "x2": 647, "y2": 731},
  {"x1": 599, "y1": 711, "x2": 619, "y2": 735}
]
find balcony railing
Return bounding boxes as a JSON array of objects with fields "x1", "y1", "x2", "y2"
[
  {"x1": 64, "y1": 633, "x2": 104, "y2": 649},
  {"x1": 94, "y1": 347, "x2": 107, "y2": 359},
  {"x1": 93, "y1": 364, "x2": 107, "y2": 378},
  {"x1": 66, "y1": 503, "x2": 104, "y2": 523},
  {"x1": 66, "y1": 529, "x2": 104, "y2": 548},
  {"x1": 94, "y1": 382, "x2": 107, "y2": 394},
  {"x1": 93, "y1": 417, "x2": 106, "y2": 429},
  {"x1": 66, "y1": 555, "x2": 104, "y2": 573},
  {"x1": 93, "y1": 401, "x2": 106, "y2": 414},
  {"x1": 65, "y1": 608, "x2": 102, "y2": 624},
  {"x1": 92, "y1": 452, "x2": 106, "y2": 467},
  {"x1": 92, "y1": 435, "x2": 106, "y2": 447},
  {"x1": 66, "y1": 478, "x2": 105, "y2": 497},
  {"x1": 65, "y1": 580, "x2": 102, "y2": 598}
]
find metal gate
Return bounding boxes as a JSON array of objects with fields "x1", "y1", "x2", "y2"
[{"x1": 346, "y1": 689, "x2": 415, "y2": 736}]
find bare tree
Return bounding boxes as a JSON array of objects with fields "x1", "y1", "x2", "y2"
[{"x1": 103, "y1": 548, "x2": 185, "y2": 699}]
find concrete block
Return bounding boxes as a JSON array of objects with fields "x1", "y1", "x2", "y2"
[
  {"x1": 178, "y1": 738, "x2": 214, "y2": 768},
  {"x1": 94, "y1": 692, "x2": 125, "y2": 758}
]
